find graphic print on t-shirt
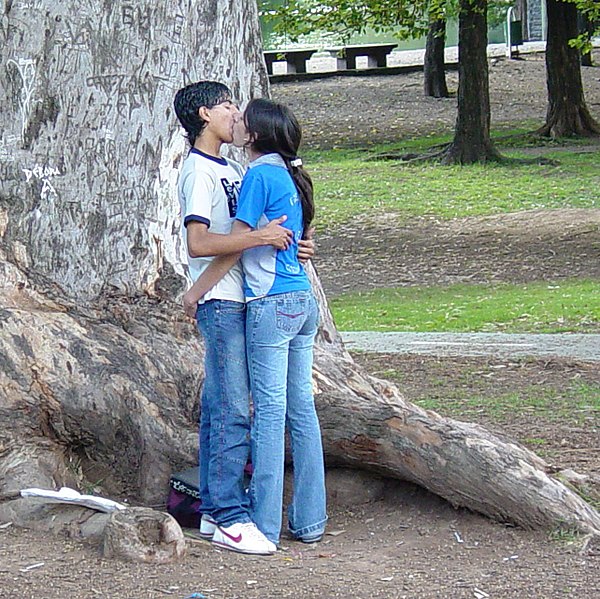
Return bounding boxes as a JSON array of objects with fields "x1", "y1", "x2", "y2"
[{"x1": 220, "y1": 177, "x2": 241, "y2": 217}]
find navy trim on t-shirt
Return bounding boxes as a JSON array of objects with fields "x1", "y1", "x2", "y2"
[
  {"x1": 184, "y1": 214, "x2": 211, "y2": 228},
  {"x1": 190, "y1": 147, "x2": 228, "y2": 166}
]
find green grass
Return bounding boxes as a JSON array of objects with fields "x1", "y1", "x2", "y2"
[
  {"x1": 305, "y1": 135, "x2": 600, "y2": 230},
  {"x1": 548, "y1": 525, "x2": 586, "y2": 545},
  {"x1": 412, "y1": 382, "x2": 600, "y2": 421},
  {"x1": 330, "y1": 279, "x2": 600, "y2": 333}
]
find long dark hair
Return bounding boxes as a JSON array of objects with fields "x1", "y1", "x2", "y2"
[{"x1": 244, "y1": 98, "x2": 314, "y2": 234}]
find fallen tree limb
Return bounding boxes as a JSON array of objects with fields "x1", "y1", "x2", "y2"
[
  {"x1": 0, "y1": 264, "x2": 598, "y2": 541},
  {"x1": 311, "y1": 268, "x2": 600, "y2": 536}
]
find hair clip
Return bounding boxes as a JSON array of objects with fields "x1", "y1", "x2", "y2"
[{"x1": 290, "y1": 158, "x2": 302, "y2": 167}]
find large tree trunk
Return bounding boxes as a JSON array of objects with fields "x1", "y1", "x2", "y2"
[
  {"x1": 0, "y1": 0, "x2": 268, "y2": 301},
  {"x1": 423, "y1": 17, "x2": 449, "y2": 98},
  {"x1": 1, "y1": 0, "x2": 599, "y2": 540},
  {"x1": 0, "y1": 0, "x2": 267, "y2": 510},
  {"x1": 537, "y1": 0, "x2": 600, "y2": 137},
  {"x1": 442, "y1": 0, "x2": 501, "y2": 163}
]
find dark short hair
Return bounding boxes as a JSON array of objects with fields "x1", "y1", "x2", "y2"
[{"x1": 173, "y1": 81, "x2": 232, "y2": 146}]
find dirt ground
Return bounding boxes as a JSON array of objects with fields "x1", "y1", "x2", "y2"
[
  {"x1": 273, "y1": 51, "x2": 600, "y2": 149},
  {"x1": 274, "y1": 51, "x2": 600, "y2": 309},
  {"x1": 312, "y1": 208, "x2": 600, "y2": 301},
  {"x1": 2, "y1": 53, "x2": 600, "y2": 599}
]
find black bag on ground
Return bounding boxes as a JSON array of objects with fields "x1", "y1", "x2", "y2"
[{"x1": 166, "y1": 466, "x2": 202, "y2": 529}]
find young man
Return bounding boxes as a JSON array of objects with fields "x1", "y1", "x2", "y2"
[{"x1": 174, "y1": 81, "x2": 295, "y2": 555}]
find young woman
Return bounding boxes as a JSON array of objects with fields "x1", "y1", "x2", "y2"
[{"x1": 184, "y1": 98, "x2": 327, "y2": 545}]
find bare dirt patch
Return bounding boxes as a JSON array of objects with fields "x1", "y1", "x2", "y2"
[
  {"x1": 313, "y1": 208, "x2": 600, "y2": 300},
  {"x1": 272, "y1": 51, "x2": 600, "y2": 148},
  {"x1": 2, "y1": 485, "x2": 599, "y2": 599},
  {"x1": 2, "y1": 53, "x2": 599, "y2": 599}
]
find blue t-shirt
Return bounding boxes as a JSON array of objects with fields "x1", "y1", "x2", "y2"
[{"x1": 235, "y1": 154, "x2": 311, "y2": 299}]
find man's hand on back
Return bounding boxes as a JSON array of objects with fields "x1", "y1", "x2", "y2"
[{"x1": 298, "y1": 227, "x2": 315, "y2": 264}]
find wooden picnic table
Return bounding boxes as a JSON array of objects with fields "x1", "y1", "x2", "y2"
[
  {"x1": 325, "y1": 43, "x2": 398, "y2": 70},
  {"x1": 263, "y1": 49, "x2": 318, "y2": 75}
]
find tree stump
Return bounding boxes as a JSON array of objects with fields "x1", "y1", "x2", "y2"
[{"x1": 103, "y1": 507, "x2": 185, "y2": 563}]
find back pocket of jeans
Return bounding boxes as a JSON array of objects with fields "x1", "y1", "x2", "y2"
[
  {"x1": 218, "y1": 302, "x2": 246, "y2": 315},
  {"x1": 276, "y1": 306, "x2": 305, "y2": 333}
]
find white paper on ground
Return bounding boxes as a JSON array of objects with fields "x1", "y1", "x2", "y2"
[{"x1": 20, "y1": 487, "x2": 126, "y2": 513}]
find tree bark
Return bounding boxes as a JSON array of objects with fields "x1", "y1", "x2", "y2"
[
  {"x1": 442, "y1": 0, "x2": 501, "y2": 164},
  {"x1": 0, "y1": 0, "x2": 267, "y2": 511},
  {"x1": 0, "y1": 0, "x2": 269, "y2": 302},
  {"x1": 1, "y1": 263, "x2": 599, "y2": 536},
  {"x1": 1, "y1": 0, "x2": 599, "y2": 540},
  {"x1": 423, "y1": 18, "x2": 449, "y2": 98},
  {"x1": 537, "y1": 0, "x2": 600, "y2": 137},
  {"x1": 314, "y1": 346, "x2": 600, "y2": 534}
]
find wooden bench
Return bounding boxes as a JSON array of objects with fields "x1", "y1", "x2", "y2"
[
  {"x1": 263, "y1": 49, "x2": 318, "y2": 75},
  {"x1": 326, "y1": 43, "x2": 398, "y2": 70}
]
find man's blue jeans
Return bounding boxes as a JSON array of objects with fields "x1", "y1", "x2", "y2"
[
  {"x1": 246, "y1": 290, "x2": 327, "y2": 544},
  {"x1": 196, "y1": 299, "x2": 252, "y2": 526}
]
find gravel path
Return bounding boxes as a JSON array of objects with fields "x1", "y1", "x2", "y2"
[{"x1": 341, "y1": 332, "x2": 600, "y2": 361}]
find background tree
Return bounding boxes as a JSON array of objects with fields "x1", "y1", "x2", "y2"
[
  {"x1": 261, "y1": 0, "x2": 510, "y2": 162},
  {"x1": 424, "y1": 0, "x2": 511, "y2": 100},
  {"x1": 1, "y1": 0, "x2": 599, "y2": 538},
  {"x1": 423, "y1": 8, "x2": 450, "y2": 98},
  {"x1": 575, "y1": 0, "x2": 600, "y2": 66},
  {"x1": 537, "y1": 0, "x2": 600, "y2": 137},
  {"x1": 441, "y1": 0, "x2": 502, "y2": 163},
  {"x1": 578, "y1": 13, "x2": 594, "y2": 67}
]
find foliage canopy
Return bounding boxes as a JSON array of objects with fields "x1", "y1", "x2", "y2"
[
  {"x1": 259, "y1": 0, "x2": 512, "y2": 43},
  {"x1": 571, "y1": 0, "x2": 600, "y2": 53}
]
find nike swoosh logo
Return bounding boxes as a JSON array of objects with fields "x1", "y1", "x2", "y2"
[{"x1": 219, "y1": 527, "x2": 243, "y2": 543}]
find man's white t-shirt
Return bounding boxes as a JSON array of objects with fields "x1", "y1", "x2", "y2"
[{"x1": 178, "y1": 148, "x2": 245, "y2": 304}]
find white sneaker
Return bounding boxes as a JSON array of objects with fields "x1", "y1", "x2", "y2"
[
  {"x1": 199, "y1": 514, "x2": 217, "y2": 539},
  {"x1": 212, "y1": 522, "x2": 276, "y2": 555}
]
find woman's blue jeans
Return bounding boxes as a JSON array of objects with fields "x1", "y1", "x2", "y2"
[
  {"x1": 246, "y1": 290, "x2": 327, "y2": 544},
  {"x1": 196, "y1": 299, "x2": 252, "y2": 526}
]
